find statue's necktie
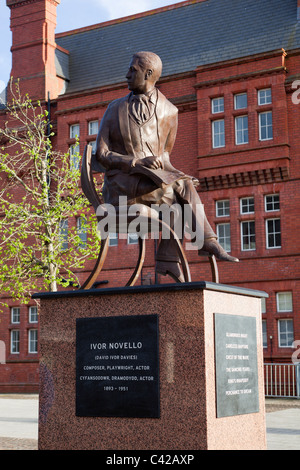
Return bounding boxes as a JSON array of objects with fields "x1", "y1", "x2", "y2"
[{"x1": 129, "y1": 94, "x2": 153, "y2": 125}]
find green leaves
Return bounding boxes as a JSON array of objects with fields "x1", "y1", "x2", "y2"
[{"x1": 0, "y1": 80, "x2": 101, "y2": 305}]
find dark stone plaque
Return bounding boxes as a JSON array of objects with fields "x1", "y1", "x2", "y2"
[
  {"x1": 76, "y1": 314, "x2": 159, "y2": 418},
  {"x1": 214, "y1": 313, "x2": 259, "y2": 418}
]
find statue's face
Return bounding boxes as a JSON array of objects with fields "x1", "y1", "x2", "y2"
[{"x1": 126, "y1": 57, "x2": 149, "y2": 94}]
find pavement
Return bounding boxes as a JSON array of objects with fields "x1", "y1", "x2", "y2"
[
  {"x1": 0, "y1": 395, "x2": 38, "y2": 450},
  {"x1": 265, "y1": 398, "x2": 300, "y2": 450},
  {"x1": 0, "y1": 395, "x2": 299, "y2": 450}
]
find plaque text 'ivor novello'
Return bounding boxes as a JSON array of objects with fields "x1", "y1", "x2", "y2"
[
  {"x1": 76, "y1": 315, "x2": 159, "y2": 418},
  {"x1": 90, "y1": 341, "x2": 143, "y2": 350}
]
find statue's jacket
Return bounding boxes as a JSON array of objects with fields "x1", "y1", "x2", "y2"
[{"x1": 93, "y1": 89, "x2": 184, "y2": 206}]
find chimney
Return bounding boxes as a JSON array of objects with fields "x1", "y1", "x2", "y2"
[{"x1": 6, "y1": 0, "x2": 61, "y2": 101}]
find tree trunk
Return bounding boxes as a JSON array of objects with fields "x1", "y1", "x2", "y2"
[{"x1": 48, "y1": 242, "x2": 57, "y2": 292}]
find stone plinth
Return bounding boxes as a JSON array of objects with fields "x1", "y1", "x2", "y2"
[{"x1": 34, "y1": 282, "x2": 267, "y2": 450}]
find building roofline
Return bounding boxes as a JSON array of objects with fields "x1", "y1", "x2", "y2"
[{"x1": 55, "y1": 0, "x2": 207, "y2": 39}]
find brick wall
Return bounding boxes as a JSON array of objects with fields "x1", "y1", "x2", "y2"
[{"x1": 1, "y1": 1, "x2": 300, "y2": 392}]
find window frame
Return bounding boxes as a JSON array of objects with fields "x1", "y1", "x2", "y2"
[
  {"x1": 261, "y1": 297, "x2": 266, "y2": 314},
  {"x1": 234, "y1": 93, "x2": 248, "y2": 110},
  {"x1": 258, "y1": 88, "x2": 272, "y2": 106},
  {"x1": 212, "y1": 119, "x2": 225, "y2": 148},
  {"x1": 259, "y1": 111, "x2": 273, "y2": 141},
  {"x1": 70, "y1": 143, "x2": 80, "y2": 170},
  {"x1": 216, "y1": 199, "x2": 230, "y2": 217},
  {"x1": 262, "y1": 320, "x2": 267, "y2": 348},
  {"x1": 266, "y1": 218, "x2": 281, "y2": 249},
  {"x1": 241, "y1": 220, "x2": 256, "y2": 251},
  {"x1": 240, "y1": 196, "x2": 255, "y2": 214},
  {"x1": 128, "y1": 233, "x2": 139, "y2": 245},
  {"x1": 276, "y1": 292, "x2": 293, "y2": 313},
  {"x1": 11, "y1": 307, "x2": 20, "y2": 324},
  {"x1": 216, "y1": 223, "x2": 231, "y2": 252},
  {"x1": 28, "y1": 329, "x2": 38, "y2": 354},
  {"x1": 108, "y1": 232, "x2": 118, "y2": 247},
  {"x1": 278, "y1": 319, "x2": 294, "y2": 348},
  {"x1": 70, "y1": 123, "x2": 80, "y2": 139},
  {"x1": 89, "y1": 140, "x2": 97, "y2": 155},
  {"x1": 235, "y1": 115, "x2": 249, "y2": 145},
  {"x1": 10, "y1": 330, "x2": 20, "y2": 354},
  {"x1": 77, "y1": 216, "x2": 87, "y2": 249},
  {"x1": 265, "y1": 194, "x2": 280, "y2": 212},
  {"x1": 211, "y1": 97, "x2": 224, "y2": 114},
  {"x1": 29, "y1": 306, "x2": 38, "y2": 324},
  {"x1": 88, "y1": 120, "x2": 99, "y2": 136},
  {"x1": 59, "y1": 219, "x2": 69, "y2": 251}
]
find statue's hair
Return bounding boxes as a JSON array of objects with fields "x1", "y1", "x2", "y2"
[{"x1": 132, "y1": 51, "x2": 163, "y2": 82}]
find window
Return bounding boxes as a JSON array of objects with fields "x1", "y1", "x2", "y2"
[
  {"x1": 212, "y1": 120, "x2": 225, "y2": 148},
  {"x1": 278, "y1": 320, "x2": 294, "y2": 348},
  {"x1": 241, "y1": 221, "x2": 256, "y2": 250},
  {"x1": 235, "y1": 116, "x2": 248, "y2": 144},
  {"x1": 11, "y1": 307, "x2": 20, "y2": 324},
  {"x1": 216, "y1": 199, "x2": 230, "y2": 217},
  {"x1": 108, "y1": 232, "x2": 118, "y2": 247},
  {"x1": 234, "y1": 93, "x2": 247, "y2": 110},
  {"x1": 258, "y1": 88, "x2": 272, "y2": 105},
  {"x1": 276, "y1": 292, "x2": 293, "y2": 312},
  {"x1": 59, "y1": 219, "x2": 68, "y2": 251},
  {"x1": 77, "y1": 217, "x2": 87, "y2": 249},
  {"x1": 28, "y1": 330, "x2": 38, "y2": 354},
  {"x1": 217, "y1": 223, "x2": 231, "y2": 252},
  {"x1": 265, "y1": 194, "x2": 280, "y2": 212},
  {"x1": 262, "y1": 320, "x2": 267, "y2": 348},
  {"x1": 259, "y1": 111, "x2": 273, "y2": 140},
  {"x1": 266, "y1": 218, "x2": 281, "y2": 248},
  {"x1": 70, "y1": 124, "x2": 80, "y2": 139},
  {"x1": 88, "y1": 120, "x2": 98, "y2": 135},
  {"x1": 128, "y1": 233, "x2": 139, "y2": 245},
  {"x1": 90, "y1": 141, "x2": 97, "y2": 155},
  {"x1": 261, "y1": 297, "x2": 266, "y2": 314},
  {"x1": 70, "y1": 143, "x2": 80, "y2": 170},
  {"x1": 29, "y1": 306, "x2": 38, "y2": 323},
  {"x1": 240, "y1": 197, "x2": 254, "y2": 214},
  {"x1": 11, "y1": 330, "x2": 20, "y2": 354},
  {"x1": 212, "y1": 97, "x2": 224, "y2": 114}
]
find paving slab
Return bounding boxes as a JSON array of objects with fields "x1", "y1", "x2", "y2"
[
  {"x1": 0, "y1": 395, "x2": 38, "y2": 450},
  {"x1": 0, "y1": 395, "x2": 299, "y2": 450},
  {"x1": 266, "y1": 408, "x2": 300, "y2": 450}
]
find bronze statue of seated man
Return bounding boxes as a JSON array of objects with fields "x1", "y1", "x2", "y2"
[{"x1": 94, "y1": 51, "x2": 238, "y2": 282}]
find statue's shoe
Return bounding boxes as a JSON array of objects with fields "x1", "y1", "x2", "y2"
[
  {"x1": 199, "y1": 238, "x2": 239, "y2": 262},
  {"x1": 156, "y1": 261, "x2": 185, "y2": 283}
]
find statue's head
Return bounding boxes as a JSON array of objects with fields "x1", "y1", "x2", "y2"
[{"x1": 126, "y1": 51, "x2": 162, "y2": 94}]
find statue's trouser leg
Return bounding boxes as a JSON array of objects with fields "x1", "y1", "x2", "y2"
[{"x1": 135, "y1": 177, "x2": 216, "y2": 263}]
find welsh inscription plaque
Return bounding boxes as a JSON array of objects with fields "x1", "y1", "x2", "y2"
[
  {"x1": 76, "y1": 314, "x2": 159, "y2": 418},
  {"x1": 214, "y1": 313, "x2": 259, "y2": 418}
]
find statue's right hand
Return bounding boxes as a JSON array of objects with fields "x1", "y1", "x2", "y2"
[{"x1": 136, "y1": 156, "x2": 163, "y2": 169}]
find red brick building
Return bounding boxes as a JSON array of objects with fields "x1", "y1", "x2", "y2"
[{"x1": 0, "y1": 0, "x2": 300, "y2": 392}]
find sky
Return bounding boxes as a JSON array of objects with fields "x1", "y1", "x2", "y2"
[{"x1": 0, "y1": 0, "x2": 184, "y2": 93}]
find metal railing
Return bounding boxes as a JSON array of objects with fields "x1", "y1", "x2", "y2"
[{"x1": 264, "y1": 363, "x2": 300, "y2": 399}]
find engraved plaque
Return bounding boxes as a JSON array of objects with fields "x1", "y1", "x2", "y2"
[
  {"x1": 76, "y1": 314, "x2": 159, "y2": 418},
  {"x1": 214, "y1": 313, "x2": 259, "y2": 418}
]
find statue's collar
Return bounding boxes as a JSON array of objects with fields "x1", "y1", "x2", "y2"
[{"x1": 129, "y1": 88, "x2": 157, "y2": 105}]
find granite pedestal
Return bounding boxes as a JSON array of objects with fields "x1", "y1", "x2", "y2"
[{"x1": 34, "y1": 281, "x2": 267, "y2": 450}]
